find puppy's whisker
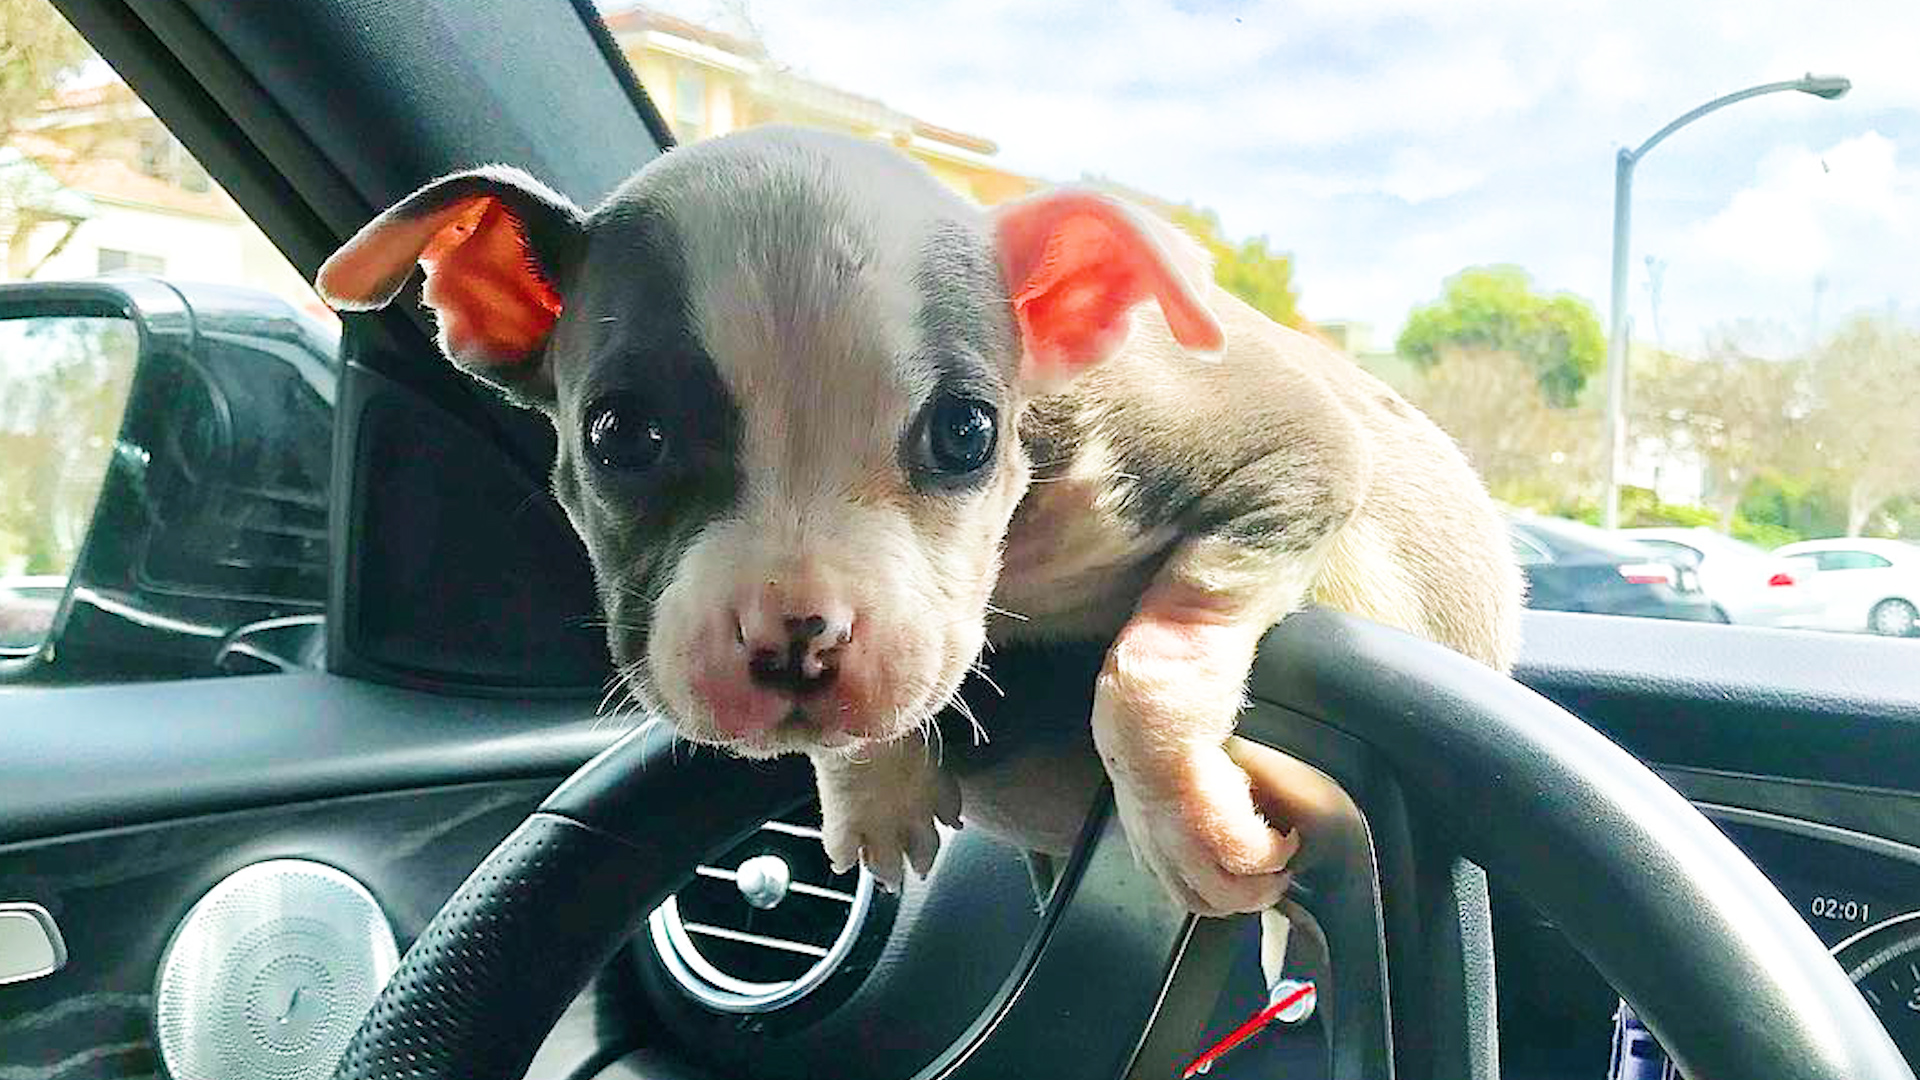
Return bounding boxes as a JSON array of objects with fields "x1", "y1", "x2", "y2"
[
  {"x1": 971, "y1": 664, "x2": 1006, "y2": 698},
  {"x1": 943, "y1": 690, "x2": 988, "y2": 748}
]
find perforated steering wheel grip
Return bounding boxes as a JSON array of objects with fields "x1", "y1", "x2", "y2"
[{"x1": 330, "y1": 724, "x2": 811, "y2": 1080}]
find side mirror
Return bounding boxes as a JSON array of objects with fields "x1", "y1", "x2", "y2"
[{"x1": 0, "y1": 279, "x2": 338, "y2": 683}]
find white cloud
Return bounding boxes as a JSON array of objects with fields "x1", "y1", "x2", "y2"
[{"x1": 1688, "y1": 132, "x2": 1915, "y2": 278}]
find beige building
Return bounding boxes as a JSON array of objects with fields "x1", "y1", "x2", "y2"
[
  {"x1": 604, "y1": 6, "x2": 1040, "y2": 207},
  {"x1": 2, "y1": 82, "x2": 330, "y2": 322},
  {"x1": 1, "y1": 8, "x2": 1042, "y2": 320}
]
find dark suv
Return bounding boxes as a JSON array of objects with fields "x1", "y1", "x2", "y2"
[
  {"x1": 0, "y1": 278, "x2": 337, "y2": 681},
  {"x1": 1509, "y1": 513, "x2": 1726, "y2": 622}
]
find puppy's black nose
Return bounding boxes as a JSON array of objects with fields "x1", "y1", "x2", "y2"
[
  {"x1": 784, "y1": 615, "x2": 828, "y2": 641},
  {"x1": 744, "y1": 613, "x2": 846, "y2": 694}
]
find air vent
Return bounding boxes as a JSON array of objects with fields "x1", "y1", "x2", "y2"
[{"x1": 649, "y1": 815, "x2": 873, "y2": 1013}]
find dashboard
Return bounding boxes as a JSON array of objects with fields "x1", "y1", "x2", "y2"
[
  {"x1": 1486, "y1": 766, "x2": 1920, "y2": 1080},
  {"x1": 4, "y1": 617, "x2": 1915, "y2": 1080},
  {"x1": 607, "y1": 761, "x2": 1920, "y2": 1080}
]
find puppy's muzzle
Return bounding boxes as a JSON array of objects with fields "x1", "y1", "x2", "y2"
[
  {"x1": 690, "y1": 584, "x2": 866, "y2": 741},
  {"x1": 741, "y1": 611, "x2": 850, "y2": 696}
]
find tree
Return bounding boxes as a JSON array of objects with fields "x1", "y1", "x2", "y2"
[
  {"x1": 1801, "y1": 316, "x2": 1920, "y2": 536},
  {"x1": 0, "y1": 316, "x2": 138, "y2": 576},
  {"x1": 2, "y1": 0, "x2": 96, "y2": 278},
  {"x1": 1167, "y1": 205, "x2": 1303, "y2": 329},
  {"x1": 1396, "y1": 265, "x2": 1604, "y2": 407},
  {"x1": 0, "y1": 0, "x2": 92, "y2": 142},
  {"x1": 1631, "y1": 341, "x2": 1805, "y2": 530},
  {"x1": 1407, "y1": 345, "x2": 1601, "y2": 506}
]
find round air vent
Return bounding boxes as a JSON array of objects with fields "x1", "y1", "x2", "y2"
[
  {"x1": 648, "y1": 815, "x2": 875, "y2": 1013},
  {"x1": 153, "y1": 860, "x2": 397, "y2": 1080}
]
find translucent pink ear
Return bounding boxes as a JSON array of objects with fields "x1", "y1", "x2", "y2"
[
  {"x1": 993, "y1": 188, "x2": 1224, "y2": 393},
  {"x1": 316, "y1": 166, "x2": 582, "y2": 391}
]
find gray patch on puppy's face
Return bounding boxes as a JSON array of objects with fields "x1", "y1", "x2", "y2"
[{"x1": 539, "y1": 193, "x2": 744, "y2": 718}]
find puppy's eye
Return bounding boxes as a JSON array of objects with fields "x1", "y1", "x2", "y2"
[
  {"x1": 923, "y1": 394, "x2": 997, "y2": 476},
  {"x1": 584, "y1": 394, "x2": 667, "y2": 472}
]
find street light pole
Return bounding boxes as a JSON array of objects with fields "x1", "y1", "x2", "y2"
[{"x1": 1599, "y1": 74, "x2": 1850, "y2": 529}]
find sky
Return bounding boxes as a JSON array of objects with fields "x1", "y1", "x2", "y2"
[{"x1": 629, "y1": 0, "x2": 1920, "y2": 358}]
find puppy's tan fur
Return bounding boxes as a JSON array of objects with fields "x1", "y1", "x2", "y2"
[{"x1": 315, "y1": 128, "x2": 1520, "y2": 916}]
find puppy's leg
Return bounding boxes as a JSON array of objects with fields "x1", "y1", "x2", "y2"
[
  {"x1": 812, "y1": 739, "x2": 962, "y2": 892},
  {"x1": 1093, "y1": 532, "x2": 1338, "y2": 916}
]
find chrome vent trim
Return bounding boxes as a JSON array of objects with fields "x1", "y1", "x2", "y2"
[{"x1": 648, "y1": 816, "x2": 874, "y2": 1014}]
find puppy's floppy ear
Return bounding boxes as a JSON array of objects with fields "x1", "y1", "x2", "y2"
[
  {"x1": 993, "y1": 187, "x2": 1225, "y2": 396},
  {"x1": 316, "y1": 165, "x2": 585, "y2": 404}
]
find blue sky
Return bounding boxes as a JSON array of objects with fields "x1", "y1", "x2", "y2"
[{"x1": 635, "y1": 1, "x2": 1920, "y2": 357}]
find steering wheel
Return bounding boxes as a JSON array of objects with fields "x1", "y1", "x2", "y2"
[{"x1": 328, "y1": 610, "x2": 1912, "y2": 1080}]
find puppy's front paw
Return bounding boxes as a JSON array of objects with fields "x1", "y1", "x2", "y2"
[
  {"x1": 1111, "y1": 744, "x2": 1299, "y2": 917},
  {"x1": 814, "y1": 746, "x2": 962, "y2": 893}
]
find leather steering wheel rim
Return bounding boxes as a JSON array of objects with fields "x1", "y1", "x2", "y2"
[{"x1": 329, "y1": 610, "x2": 1912, "y2": 1080}]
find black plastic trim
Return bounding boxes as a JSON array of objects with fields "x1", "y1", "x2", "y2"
[
  {"x1": 1518, "y1": 611, "x2": 1920, "y2": 787},
  {"x1": 566, "y1": 0, "x2": 679, "y2": 151},
  {"x1": 0, "y1": 672, "x2": 612, "y2": 846}
]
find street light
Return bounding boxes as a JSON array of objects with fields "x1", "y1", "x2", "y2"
[{"x1": 1599, "y1": 73, "x2": 1851, "y2": 529}]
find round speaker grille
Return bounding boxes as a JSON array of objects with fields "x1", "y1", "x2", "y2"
[{"x1": 154, "y1": 859, "x2": 398, "y2": 1080}]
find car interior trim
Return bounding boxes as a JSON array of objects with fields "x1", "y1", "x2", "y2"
[{"x1": 1696, "y1": 802, "x2": 1920, "y2": 871}]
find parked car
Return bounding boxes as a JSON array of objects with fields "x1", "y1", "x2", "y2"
[
  {"x1": 1620, "y1": 527, "x2": 1823, "y2": 629},
  {"x1": 1773, "y1": 538, "x2": 1920, "y2": 637},
  {"x1": 0, "y1": 278, "x2": 337, "y2": 679},
  {"x1": 1509, "y1": 515, "x2": 1725, "y2": 622}
]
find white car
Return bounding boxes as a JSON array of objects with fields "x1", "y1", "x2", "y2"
[
  {"x1": 1620, "y1": 528, "x2": 1824, "y2": 629},
  {"x1": 1773, "y1": 538, "x2": 1920, "y2": 637}
]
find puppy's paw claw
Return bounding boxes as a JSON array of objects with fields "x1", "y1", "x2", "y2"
[{"x1": 817, "y1": 756, "x2": 961, "y2": 891}]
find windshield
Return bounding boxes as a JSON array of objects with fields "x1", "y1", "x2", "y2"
[{"x1": 608, "y1": 1, "x2": 1918, "y2": 635}]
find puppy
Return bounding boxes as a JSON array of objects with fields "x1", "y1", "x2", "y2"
[{"x1": 317, "y1": 125, "x2": 1521, "y2": 916}]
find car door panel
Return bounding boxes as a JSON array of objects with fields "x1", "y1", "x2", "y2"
[{"x1": 0, "y1": 780, "x2": 556, "y2": 1078}]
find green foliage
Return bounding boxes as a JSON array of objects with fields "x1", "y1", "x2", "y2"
[
  {"x1": 0, "y1": 317, "x2": 138, "y2": 577},
  {"x1": 1396, "y1": 265, "x2": 1604, "y2": 407},
  {"x1": 1530, "y1": 486, "x2": 1801, "y2": 548},
  {"x1": 1883, "y1": 496, "x2": 1920, "y2": 542},
  {"x1": 1168, "y1": 206, "x2": 1302, "y2": 329},
  {"x1": 0, "y1": 0, "x2": 92, "y2": 140},
  {"x1": 1738, "y1": 473, "x2": 1849, "y2": 543},
  {"x1": 1801, "y1": 316, "x2": 1920, "y2": 535}
]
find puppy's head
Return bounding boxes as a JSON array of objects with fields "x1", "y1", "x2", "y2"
[{"x1": 318, "y1": 126, "x2": 1222, "y2": 757}]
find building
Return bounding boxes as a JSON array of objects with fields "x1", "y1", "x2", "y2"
[
  {"x1": 603, "y1": 6, "x2": 1040, "y2": 207},
  {"x1": 0, "y1": 8, "x2": 1041, "y2": 320},
  {"x1": 2, "y1": 82, "x2": 329, "y2": 321},
  {"x1": 1314, "y1": 319, "x2": 1420, "y2": 392}
]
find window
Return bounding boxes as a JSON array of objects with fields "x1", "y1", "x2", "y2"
[
  {"x1": 1632, "y1": 539, "x2": 1702, "y2": 567},
  {"x1": 1816, "y1": 551, "x2": 1894, "y2": 571},
  {"x1": 134, "y1": 130, "x2": 211, "y2": 192},
  {"x1": 605, "y1": 3, "x2": 1920, "y2": 636},
  {"x1": 0, "y1": 1, "x2": 336, "y2": 681},
  {"x1": 673, "y1": 68, "x2": 708, "y2": 142},
  {"x1": 96, "y1": 248, "x2": 165, "y2": 275},
  {"x1": 1510, "y1": 533, "x2": 1551, "y2": 567}
]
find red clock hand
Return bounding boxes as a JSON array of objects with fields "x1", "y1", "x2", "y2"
[{"x1": 1180, "y1": 981, "x2": 1317, "y2": 1078}]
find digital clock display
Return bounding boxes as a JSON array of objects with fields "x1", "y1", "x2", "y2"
[{"x1": 1711, "y1": 817, "x2": 1920, "y2": 947}]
